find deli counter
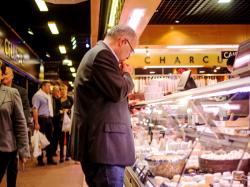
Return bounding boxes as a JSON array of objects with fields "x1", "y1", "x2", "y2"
[{"x1": 125, "y1": 76, "x2": 250, "y2": 187}]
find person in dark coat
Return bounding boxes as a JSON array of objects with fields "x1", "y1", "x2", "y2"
[{"x1": 70, "y1": 25, "x2": 137, "y2": 187}]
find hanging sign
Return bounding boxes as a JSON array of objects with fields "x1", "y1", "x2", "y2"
[{"x1": 127, "y1": 53, "x2": 227, "y2": 68}]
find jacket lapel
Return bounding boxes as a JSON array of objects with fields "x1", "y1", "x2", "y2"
[{"x1": 0, "y1": 85, "x2": 7, "y2": 107}]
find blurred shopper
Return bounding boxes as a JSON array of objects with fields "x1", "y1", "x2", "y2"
[
  {"x1": 2, "y1": 67, "x2": 31, "y2": 127},
  {"x1": 51, "y1": 84, "x2": 61, "y2": 157},
  {"x1": 1, "y1": 66, "x2": 32, "y2": 187},
  {"x1": 71, "y1": 25, "x2": 137, "y2": 187},
  {"x1": 32, "y1": 81, "x2": 57, "y2": 165},
  {"x1": 226, "y1": 55, "x2": 235, "y2": 73},
  {"x1": 0, "y1": 64, "x2": 30, "y2": 187},
  {"x1": 59, "y1": 84, "x2": 73, "y2": 162}
]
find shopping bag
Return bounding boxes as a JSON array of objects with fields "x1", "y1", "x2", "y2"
[
  {"x1": 31, "y1": 130, "x2": 42, "y2": 158},
  {"x1": 38, "y1": 131, "x2": 50, "y2": 149},
  {"x1": 31, "y1": 130, "x2": 50, "y2": 157},
  {"x1": 62, "y1": 112, "x2": 71, "y2": 132}
]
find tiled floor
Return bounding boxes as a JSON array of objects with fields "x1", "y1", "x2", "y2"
[{"x1": 0, "y1": 159, "x2": 88, "y2": 187}]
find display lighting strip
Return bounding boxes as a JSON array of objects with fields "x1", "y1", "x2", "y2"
[
  {"x1": 34, "y1": 0, "x2": 48, "y2": 12},
  {"x1": 58, "y1": 45, "x2": 66, "y2": 54},
  {"x1": 127, "y1": 9, "x2": 145, "y2": 31},
  {"x1": 166, "y1": 45, "x2": 238, "y2": 49},
  {"x1": 144, "y1": 65, "x2": 204, "y2": 69},
  {"x1": 48, "y1": 22, "x2": 59, "y2": 35},
  {"x1": 218, "y1": 0, "x2": 231, "y2": 3},
  {"x1": 191, "y1": 86, "x2": 250, "y2": 100}
]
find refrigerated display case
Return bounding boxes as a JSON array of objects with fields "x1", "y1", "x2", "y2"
[{"x1": 125, "y1": 76, "x2": 250, "y2": 187}]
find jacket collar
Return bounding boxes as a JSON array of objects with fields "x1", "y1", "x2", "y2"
[{"x1": 98, "y1": 41, "x2": 119, "y2": 64}]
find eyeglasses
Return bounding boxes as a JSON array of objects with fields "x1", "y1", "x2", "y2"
[{"x1": 125, "y1": 39, "x2": 134, "y2": 54}]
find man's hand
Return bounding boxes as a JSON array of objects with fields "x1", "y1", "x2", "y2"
[
  {"x1": 34, "y1": 123, "x2": 40, "y2": 130},
  {"x1": 122, "y1": 63, "x2": 133, "y2": 74}
]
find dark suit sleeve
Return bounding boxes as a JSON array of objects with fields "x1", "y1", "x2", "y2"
[
  {"x1": 12, "y1": 89, "x2": 30, "y2": 158},
  {"x1": 19, "y1": 88, "x2": 31, "y2": 124},
  {"x1": 92, "y1": 50, "x2": 134, "y2": 102}
]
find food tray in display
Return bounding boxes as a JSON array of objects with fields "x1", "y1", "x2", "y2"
[
  {"x1": 199, "y1": 157, "x2": 250, "y2": 174},
  {"x1": 145, "y1": 154, "x2": 186, "y2": 178}
]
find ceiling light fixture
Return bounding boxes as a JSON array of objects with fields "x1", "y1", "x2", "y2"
[
  {"x1": 127, "y1": 9, "x2": 145, "y2": 30},
  {"x1": 67, "y1": 61, "x2": 72, "y2": 66},
  {"x1": 34, "y1": 0, "x2": 48, "y2": 12},
  {"x1": 85, "y1": 43, "x2": 90, "y2": 48},
  {"x1": 48, "y1": 21, "x2": 59, "y2": 34},
  {"x1": 72, "y1": 44, "x2": 77, "y2": 50},
  {"x1": 28, "y1": 28, "x2": 34, "y2": 35},
  {"x1": 71, "y1": 36, "x2": 76, "y2": 42},
  {"x1": 166, "y1": 44, "x2": 238, "y2": 49},
  {"x1": 218, "y1": 0, "x2": 231, "y2": 3},
  {"x1": 175, "y1": 20, "x2": 180, "y2": 23},
  {"x1": 59, "y1": 45, "x2": 66, "y2": 54},
  {"x1": 72, "y1": 40, "x2": 77, "y2": 46},
  {"x1": 72, "y1": 73, "x2": 76, "y2": 77},
  {"x1": 62, "y1": 58, "x2": 71, "y2": 65},
  {"x1": 70, "y1": 67, "x2": 75, "y2": 73},
  {"x1": 46, "y1": 52, "x2": 50, "y2": 58}
]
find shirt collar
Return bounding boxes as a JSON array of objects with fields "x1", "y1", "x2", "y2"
[{"x1": 103, "y1": 41, "x2": 120, "y2": 63}]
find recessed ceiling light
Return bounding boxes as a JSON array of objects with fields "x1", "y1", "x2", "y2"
[
  {"x1": 46, "y1": 52, "x2": 50, "y2": 58},
  {"x1": 72, "y1": 40, "x2": 77, "y2": 46},
  {"x1": 71, "y1": 36, "x2": 76, "y2": 42},
  {"x1": 34, "y1": 0, "x2": 48, "y2": 12},
  {"x1": 28, "y1": 28, "x2": 34, "y2": 35},
  {"x1": 59, "y1": 45, "x2": 66, "y2": 54},
  {"x1": 175, "y1": 20, "x2": 180, "y2": 23},
  {"x1": 70, "y1": 67, "x2": 75, "y2": 73},
  {"x1": 48, "y1": 21, "x2": 59, "y2": 35},
  {"x1": 67, "y1": 61, "x2": 73, "y2": 66},
  {"x1": 72, "y1": 73, "x2": 76, "y2": 77},
  {"x1": 85, "y1": 43, "x2": 90, "y2": 48},
  {"x1": 72, "y1": 44, "x2": 77, "y2": 50},
  {"x1": 218, "y1": 0, "x2": 231, "y2": 3}
]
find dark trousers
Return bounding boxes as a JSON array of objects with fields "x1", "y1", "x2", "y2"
[
  {"x1": 37, "y1": 116, "x2": 53, "y2": 163},
  {"x1": 59, "y1": 131, "x2": 70, "y2": 160},
  {"x1": 0, "y1": 151, "x2": 18, "y2": 187},
  {"x1": 52, "y1": 116, "x2": 61, "y2": 155},
  {"x1": 81, "y1": 163, "x2": 125, "y2": 187}
]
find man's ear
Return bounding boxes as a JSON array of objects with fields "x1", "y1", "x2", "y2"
[{"x1": 117, "y1": 37, "x2": 125, "y2": 47}]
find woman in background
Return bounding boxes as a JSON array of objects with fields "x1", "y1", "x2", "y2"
[
  {"x1": 0, "y1": 63, "x2": 30, "y2": 187},
  {"x1": 59, "y1": 84, "x2": 73, "y2": 162}
]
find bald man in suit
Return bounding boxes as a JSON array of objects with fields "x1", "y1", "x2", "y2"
[{"x1": 71, "y1": 25, "x2": 137, "y2": 187}]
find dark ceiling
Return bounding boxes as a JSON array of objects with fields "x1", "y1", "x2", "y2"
[
  {"x1": 150, "y1": 0, "x2": 250, "y2": 24},
  {"x1": 1, "y1": 0, "x2": 91, "y2": 82}
]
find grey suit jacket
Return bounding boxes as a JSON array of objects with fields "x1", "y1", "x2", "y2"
[
  {"x1": 71, "y1": 41, "x2": 135, "y2": 166},
  {"x1": 0, "y1": 84, "x2": 30, "y2": 158}
]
